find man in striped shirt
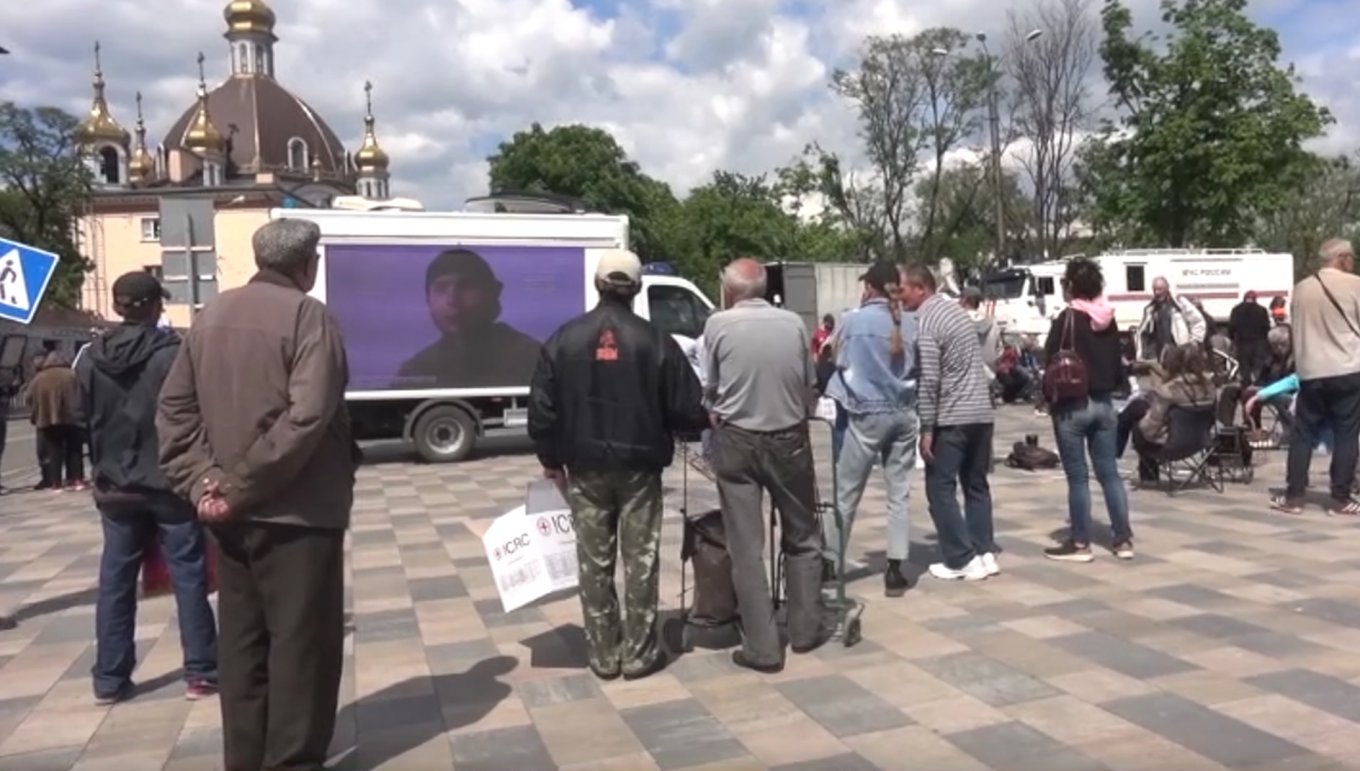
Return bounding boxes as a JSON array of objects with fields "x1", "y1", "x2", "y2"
[{"x1": 899, "y1": 264, "x2": 998, "y2": 582}]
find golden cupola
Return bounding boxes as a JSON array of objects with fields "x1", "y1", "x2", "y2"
[
  {"x1": 74, "y1": 42, "x2": 130, "y2": 148},
  {"x1": 182, "y1": 53, "x2": 225, "y2": 154},
  {"x1": 354, "y1": 81, "x2": 390, "y2": 172},
  {"x1": 126, "y1": 91, "x2": 156, "y2": 184},
  {"x1": 224, "y1": 0, "x2": 277, "y2": 41}
]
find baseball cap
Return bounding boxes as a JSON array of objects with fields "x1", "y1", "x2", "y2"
[
  {"x1": 111, "y1": 271, "x2": 169, "y2": 309},
  {"x1": 596, "y1": 249, "x2": 643, "y2": 287},
  {"x1": 859, "y1": 261, "x2": 900, "y2": 293}
]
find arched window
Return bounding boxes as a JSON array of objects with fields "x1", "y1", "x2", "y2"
[
  {"x1": 98, "y1": 146, "x2": 121, "y2": 185},
  {"x1": 254, "y1": 48, "x2": 265, "y2": 75},
  {"x1": 287, "y1": 138, "x2": 308, "y2": 171},
  {"x1": 238, "y1": 43, "x2": 250, "y2": 74}
]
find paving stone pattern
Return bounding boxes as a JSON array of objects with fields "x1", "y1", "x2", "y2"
[{"x1": 4, "y1": 410, "x2": 1360, "y2": 769}]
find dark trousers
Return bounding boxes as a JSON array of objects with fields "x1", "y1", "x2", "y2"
[
  {"x1": 213, "y1": 522, "x2": 345, "y2": 771},
  {"x1": 924, "y1": 423, "x2": 995, "y2": 569},
  {"x1": 1117, "y1": 398, "x2": 1161, "y2": 481},
  {"x1": 1286, "y1": 373, "x2": 1360, "y2": 502},
  {"x1": 94, "y1": 494, "x2": 218, "y2": 698},
  {"x1": 36, "y1": 424, "x2": 83, "y2": 486},
  {"x1": 565, "y1": 468, "x2": 664, "y2": 677},
  {"x1": 712, "y1": 423, "x2": 824, "y2": 667}
]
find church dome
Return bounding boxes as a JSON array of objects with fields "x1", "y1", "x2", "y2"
[
  {"x1": 224, "y1": 0, "x2": 277, "y2": 40},
  {"x1": 163, "y1": 75, "x2": 347, "y2": 178}
]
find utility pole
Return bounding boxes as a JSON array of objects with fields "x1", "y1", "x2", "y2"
[{"x1": 975, "y1": 29, "x2": 1040, "y2": 263}]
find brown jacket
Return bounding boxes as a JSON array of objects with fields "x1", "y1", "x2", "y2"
[
  {"x1": 156, "y1": 270, "x2": 357, "y2": 529},
  {"x1": 26, "y1": 362, "x2": 78, "y2": 429}
]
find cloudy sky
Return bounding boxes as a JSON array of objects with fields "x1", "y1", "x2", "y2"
[{"x1": 0, "y1": 0, "x2": 1354, "y2": 209}]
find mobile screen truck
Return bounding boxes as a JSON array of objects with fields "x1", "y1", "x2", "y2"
[{"x1": 284, "y1": 208, "x2": 715, "y2": 462}]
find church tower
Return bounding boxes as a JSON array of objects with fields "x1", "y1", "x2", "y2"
[
  {"x1": 74, "y1": 42, "x2": 130, "y2": 189},
  {"x1": 126, "y1": 92, "x2": 157, "y2": 187},
  {"x1": 224, "y1": 0, "x2": 277, "y2": 78},
  {"x1": 354, "y1": 81, "x2": 391, "y2": 200},
  {"x1": 180, "y1": 53, "x2": 227, "y2": 187}
]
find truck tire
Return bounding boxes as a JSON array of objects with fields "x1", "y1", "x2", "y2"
[{"x1": 412, "y1": 406, "x2": 477, "y2": 463}]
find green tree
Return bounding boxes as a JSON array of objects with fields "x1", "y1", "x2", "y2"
[
  {"x1": 1084, "y1": 0, "x2": 1330, "y2": 247},
  {"x1": 0, "y1": 103, "x2": 93, "y2": 308},
  {"x1": 913, "y1": 163, "x2": 1032, "y2": 272},
  {"x1": 1253, "y1": 153, "x2": 1360, "y2": 277},
  {"x1": 486, "y1": 123, "x2": 679, "y2": 261}
]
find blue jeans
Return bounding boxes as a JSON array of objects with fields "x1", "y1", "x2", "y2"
[
  {"x1": 825, "y1": 409, "x2": 917, "y2": 566},
  {"x1": 1052, "y1": 396, "x2": 1132, "y2": 545},
  {"x1": 924, "y1": 423, "x2": 995, "y2": 569},
  {"x1": 94, "y1": 494, "x2": 218, "y2": 697}
]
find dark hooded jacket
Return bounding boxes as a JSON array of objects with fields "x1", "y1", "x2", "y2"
[{"x1": 75, "y1": 323, "x2": 181, "y2": 499}]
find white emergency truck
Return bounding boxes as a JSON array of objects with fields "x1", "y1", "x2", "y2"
[
  {"x1": 980, "y1": 248, "x2": 1294, "y2": 337},
  {"x1": 280, "y1": 207, "x2": 714, "y2": 463}
]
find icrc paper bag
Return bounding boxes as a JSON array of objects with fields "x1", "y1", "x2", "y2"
[{"x1": 482, "y1": 479, "x2": 579, "y2": 612}]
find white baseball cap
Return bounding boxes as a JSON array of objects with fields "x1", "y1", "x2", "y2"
[{"x1": 595, "y1": 249, "x2": 643, "y2": 287}]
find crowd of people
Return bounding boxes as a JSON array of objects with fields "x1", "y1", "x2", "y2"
[{"x1": 5, "y1": 213, "x2": 1359, "y2": 769}]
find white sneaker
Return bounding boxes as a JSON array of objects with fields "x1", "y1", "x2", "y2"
[
  {"x1": 981, "y1": 553, "x2": 1000, "y2": 576},
  {"x1": 928, "y1": 555, "x2": 990, "y2": 581}
]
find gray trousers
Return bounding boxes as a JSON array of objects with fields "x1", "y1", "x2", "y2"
[
  {"x1": 824, "y1": 409, "x2": 916, "y2": 568},
  {"x1": 712, "y1": 422, "x2": 825, "y2": 666}
]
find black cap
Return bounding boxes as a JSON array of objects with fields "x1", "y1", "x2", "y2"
[
  {"x1": 860, "y1": 261, "x2": 900, "y2": 293},
  {"x1": 111, "y1": 271, "x2": 169, "y2": 309}
]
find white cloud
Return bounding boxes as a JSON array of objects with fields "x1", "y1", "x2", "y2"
[{"x1": 0, "y1": 0, "x2": 1354, "y2": 212}]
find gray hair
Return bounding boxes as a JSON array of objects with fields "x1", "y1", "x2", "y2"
[
  {"x1": 1319, "y1": 238, "x2": 1355, "y2": 266},
  {"x1": 253, "y1": 218, "x2": 321, "y2": 273},
  {"x1": 722, "y1": 258, "x2": 767, "y2": 302}
]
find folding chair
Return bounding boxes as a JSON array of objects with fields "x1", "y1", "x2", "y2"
[{"x1": 1155, "y1": 405, "x2": 1222, "y2": 494}]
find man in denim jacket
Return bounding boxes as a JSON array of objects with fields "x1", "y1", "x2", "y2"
[{"x1": 823, "y1": 261, "x2": 919, "y2": 596}]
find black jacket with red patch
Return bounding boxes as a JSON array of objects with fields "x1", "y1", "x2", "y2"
[{"x1": 528, "y1": 296, "x2": 708, "y2": 472}]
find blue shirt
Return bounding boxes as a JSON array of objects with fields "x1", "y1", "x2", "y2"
[{"x1": 826, "y1": 298, "x2": 918, "y2": 415}]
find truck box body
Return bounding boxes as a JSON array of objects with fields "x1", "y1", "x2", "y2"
[
  {"x1": 272, "y1": 208, "x2": 714, "y2": 462},
  {"x1": 759, "y1": 262, "x2": 865, "y2": 332}
]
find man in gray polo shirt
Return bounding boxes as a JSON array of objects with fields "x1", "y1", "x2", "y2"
[{"x1": 704, "y1": 258, "x2": 826, "y2": 673}]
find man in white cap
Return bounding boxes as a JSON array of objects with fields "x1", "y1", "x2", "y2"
[{"x1": 528, "y1": 250, "x2": 708, "y2": 681}]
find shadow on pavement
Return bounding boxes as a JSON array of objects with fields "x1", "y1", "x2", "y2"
[{"x1": 329, "y1": 656, "x2": 517, "y2": 770}]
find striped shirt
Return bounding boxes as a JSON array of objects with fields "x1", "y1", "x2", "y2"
[{"x1": 916, "y1": 293, "x2": 994, "y2": 430}]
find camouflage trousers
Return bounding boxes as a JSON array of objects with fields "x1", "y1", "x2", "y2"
[{"x1": 566, "y1": 468, "x2": 664, "y2": 678}]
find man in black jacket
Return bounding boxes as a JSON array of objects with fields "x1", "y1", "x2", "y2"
[
  {"x1": 76, "y1": 272, "x2": 218, "y2": 705},
  {"x1": 1229, "y1": 291, "x2": 1272, "y2": 384},
  {"x1": 528, "y1": 250, "x2": 707, "y2": 681}
]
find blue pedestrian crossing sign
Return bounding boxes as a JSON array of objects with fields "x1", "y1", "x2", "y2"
[{"x1": 0, "y1": 236, "x2": 60, "y2": 326}]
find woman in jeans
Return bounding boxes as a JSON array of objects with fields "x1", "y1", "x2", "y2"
[{"x1": 1043, "y1": 259, "x2": 1134, "y2": 562}]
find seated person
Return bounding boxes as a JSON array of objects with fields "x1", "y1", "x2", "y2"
[
  {"x1": 1117, "y1": 343, "x2": 1216, "y2": 482},
  {"x1": 1242, "y1": 325, "x2": 1295, "y2": 435}
]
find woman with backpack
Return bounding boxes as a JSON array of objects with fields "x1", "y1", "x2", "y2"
[{"x1": 1042, "y1": 259, "x2": 1133, "y2": 563}]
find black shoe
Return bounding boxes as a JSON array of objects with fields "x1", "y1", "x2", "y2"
[
  {"x1": 93, "y1": 682, "x2": 135, "y2": 707},
  {"x1": 821, "y1": 557, "x2": 837, "y2": 584},
  {"x1": 1044, "y1": 540, "x2": 1094, "y2": 563},
  {"x1": 731, "y1": 650, "x2": 783, "y2": 674},
  {"x1": 884, "y1": 560, "x2": 911, "y2": 597},
  {"x1": 622, "y1": 654, "x2": 668, "y2": 681},
  {"x1": 589, "y1": 666, "x2": 621, "y2": 682}
]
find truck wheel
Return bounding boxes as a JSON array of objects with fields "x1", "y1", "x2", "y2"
[{"x1": 412, "y1": 406, "x2": 477, "y2": 463}]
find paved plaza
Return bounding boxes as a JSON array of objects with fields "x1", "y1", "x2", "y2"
[{"x1": 4, "y1": 409, "x2": 1360, "y2": 770}]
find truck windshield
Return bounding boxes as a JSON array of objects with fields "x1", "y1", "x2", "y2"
[{"x1": 980, "y1": 271, "x2": 1028, "y2": 300}]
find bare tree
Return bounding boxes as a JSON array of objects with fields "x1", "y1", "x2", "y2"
[
  {"x1": 832, "y1": 35, "x2": 931, "y2": 259},
  {"x1": 914, "y1": 29, "x2": 991, "y2": 257},
  {"x1": 1006, "y1": 0, "x2": 1096, "y2": 259}
]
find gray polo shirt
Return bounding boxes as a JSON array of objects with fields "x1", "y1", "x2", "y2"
[{"x1": 703, "y1": 298, "x2": 816, "y2": 432}]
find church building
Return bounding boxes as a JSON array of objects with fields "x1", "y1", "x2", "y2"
[{"x1": 74, "y1": 0, "x2": 394, "y2": 327}]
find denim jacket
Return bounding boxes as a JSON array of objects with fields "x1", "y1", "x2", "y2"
[{"x1": 825, "y1": 298, "x2": 919, "y2": 415}]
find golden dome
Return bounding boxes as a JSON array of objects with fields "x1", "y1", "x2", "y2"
[
  {"x1": 224, "y1": 0, "x2": 277, "y2": 40},
  {"x1": 127, "y1": 92, "x2": 156, "y2": 183},
  {"x1": 75, "y1": 42, "x2": 130, "y2": 148},
  {"x1": 354, "y1": 81, "x2": 390, "y2": 172},
  {"x1": 183, "y1": 54, "x2": 225, "y2": 154}
]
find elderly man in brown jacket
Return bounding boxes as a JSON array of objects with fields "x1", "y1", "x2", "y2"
[{"x1": 157, "y1": 217, "x2": 356, "y2": 771}]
